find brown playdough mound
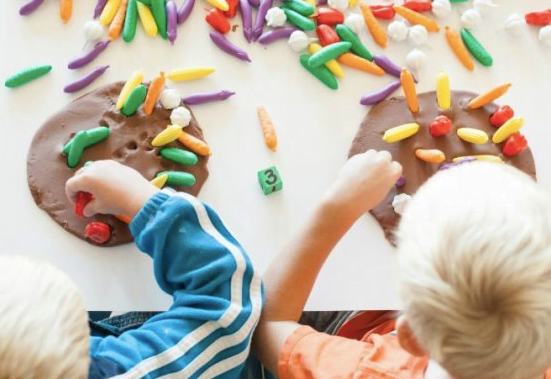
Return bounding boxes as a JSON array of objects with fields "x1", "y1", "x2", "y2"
[
  {"x1": 27, "y1": 81, "x2": 210, "y2": 247},
  {"x1": 349, "y1": 90, "x2": 536, "y2": 245}
]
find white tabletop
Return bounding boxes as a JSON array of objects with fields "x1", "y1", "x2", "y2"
[{"x1": 1, "y1": 0, "x2": 550, "y2": 311}]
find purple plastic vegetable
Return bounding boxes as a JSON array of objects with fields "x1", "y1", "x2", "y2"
[
  {"x1": 209, "y1": 31, "x2": 252, "y2": 62},
  {"x1": 395, "y1": 175, "x2": 406, "y2": 188},
  {"x1": 68, "y1": 40, "x2": 110, "y2": 70},
  {"x1": 248, "y1": 0, "x2": 260, "y2": 7},
  {"x1": 239, "y1": 0, "x2": 253, "y2": 43},
  {"x1": 252, "y1": 0, "x2": 274, "y2": 41},
  {"x1": 19, "y1": 0, "x2": 46, "y2": 16},
  {"x1": 373, "y1": 54, "x2": 401, "y2": 78},
  {"x1": 166, "y1": 0, "x2": 178, "y2": 44},
  {"x1": 94, "y1": 0, "x2": 109, "y2": 18},
  {"x1": 360, "y1": 80, "x2": 401, "y2": 106},
  {"x1": 317, "y1": 0, "x2": 328, "y2": 5},
  {"x1": 64, "y1": 65, "x2": 109, "y2": 93},
  {"x1": 438, "y1": 157, "x2": 476, "y2": 171},
  {"x1": 177, "y1": 0, "x2": 195, "y2": 24},
  {"x1": 258, "y1": 27, "x2": 297, "y2": 44},
  {"x1": 183, "y1": 90, "x2": 236, "y2": 105}
]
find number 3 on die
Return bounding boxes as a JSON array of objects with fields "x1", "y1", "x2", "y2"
[{"x1": 258, "y1": 166, "x2": 283, "y2": 195}]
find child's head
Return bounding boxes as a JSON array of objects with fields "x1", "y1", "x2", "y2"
[
  {"x1": 396, "y1": 162, "x2": 551, "y2": 379},
  {"x1": 0, "y1": 255, "x2": 90, "y2": 379}
]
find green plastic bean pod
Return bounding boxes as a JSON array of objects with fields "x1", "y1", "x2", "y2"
[
  {"x1": 67, "y1": 131, "x2": 88, "y2": 168},
  {"x1": 461, "y1": 28, "x2": 493, "y2": 67},
  {"x1": 281, "y1": 7, "x2": 316, "y2": 31},
  {"x1": 121, "y1": 85, "x2": 147, "y2": 117},
  {"x1": 299, "y1": 54, "x2": 338, "y2": 90},
  {"x1": 123, "y1": 0, "x2": 139, "y2": 43},
  {"x1": 308, "y1": 42, "x2": 351, "y2": 67},
  {"x1": 160, "y1": 147, "x2": 198, "y2": 165},
  {"x1": 158, "y1": 171, "x2": 197, "y2": 187},
  {"x1": 5, "y1": 65, "x2": 52, "y2": 88},
  {"x1": 63, "y1": 126, "x2": 111, "y2": 154},
  {"x1": 335, "y1": 24, "x2": 373, "y2": 61},
  {"x1": 151, "y1": 0, "x2": 168, "y2": 39},
  {"x1": 283, "y1": 0, "x2": 315, "y2": 17}
]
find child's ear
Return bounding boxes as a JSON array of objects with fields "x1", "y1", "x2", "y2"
[{"x1": 396, "y1": 316, "x2": 426, "y2": 357}]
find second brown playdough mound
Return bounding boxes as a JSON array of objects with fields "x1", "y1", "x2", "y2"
[
  {"x1": 27, "y1": 81, "x2": 210, "y2": 247},
  {"x1": 349, "y1": 90, "x2": 536, "y2": 245}
]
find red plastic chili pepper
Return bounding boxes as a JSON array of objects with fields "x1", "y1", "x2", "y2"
[
  {"x1": 316, "y1": 7, "x2": 345, "y2": 25},
  {"x1": 525, "y1": 9, "x2": 551, "y2": 26},
  {"x1": 85, "y1": 222, "x2": 111, "y2": 244},
  {"x1": 316, "y1": 24, "x2": 341, "y2": 46},
  {"x1": 403, "y1": 0, "x2": 432, "y2": 12},
  {"x1": 74, "y1": 191, "x2": 93, "y2": 217},
  {"x1": 490, "y1": 105, "x2": 514, "y2": 128},
  {"x1": 370, "y1": 4, "x2": 395, "y2": 20},
  {"x1": 429, "y1": 115, "x2": 452, "y2": 137},
  {"x1": 502, "y1": 133, "x2": 528, "y2": 157},
  {"x1": 224, "y1": 0, "x2": 239, "y2": 18},
  {"x1": 206, "y1": 8, "x2": 231, "y2": 34}
]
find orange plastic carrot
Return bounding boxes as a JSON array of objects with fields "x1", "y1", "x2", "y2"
[
  {"x1": 393, "y1": 5, "x2": 440, "y2": 32},
  {"x1": 415, "y1": 149, "x2": 446, "y2": 164},
  {"x1": 468, "y1": 83, "x2": 512, "y2": 109},
  {"x1": 445, "y1": 26, "x2": 474, "y2": 71},
  {"x1": 337, "y1": 53, "x2": 385, "y2": 76},
  {"x1": 400, "y1": 68, "x2": 419, "y2": 113},
  {"x1": 359, "y1": 2, "x2": 387, "y2": 48},
  {"x1": 60, "y1": 0, "x2": 72, "y2": 23},
  {"x1": 108, "y1": 0, "x2": 129, "y2": 40},
  {"x1": 178, "y1": 131, "x2": 212, "y2": 156},
  {"x1": 115, "y1": 214, "x2": 132, "y2": 224},
  {"x1": 143, "y1": 72, "x2": 166, "y2": 115},
  {"x1": 257, "y1": 106, "x2": 277, "y2": 152}
]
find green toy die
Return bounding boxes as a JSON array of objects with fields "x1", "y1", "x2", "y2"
[{"x1": 258, "y1": 166, "x2": 283, "y2": 195}]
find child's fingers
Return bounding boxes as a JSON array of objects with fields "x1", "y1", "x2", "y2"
[
  {"x1": 390, "y1": 161, "x2": 403, "y2": 178},
  {"x1": 375, "y1": 150, "x2": 392, "y2": 163},
  {"x1": 65, "y1": 175, "x2": 90, "y2": 204}
]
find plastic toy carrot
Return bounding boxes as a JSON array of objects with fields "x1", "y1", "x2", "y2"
[
  {"x1": 452, "y1": 155, "x2": 503, "y2": 163},
  {"x1": 468, "y1": 83, "x2": 512, "y2": 109},
  {"x1": 337, "y1": 53, "x2": 385, "y2": 75},
  {"x1": 383, "y1": 123, "x2": 420, "y2": 143},
  {"x1": 445, "y1": 26, "x2": 474, "y2": 71},
  {"x1": 400, "y1": 68, "x2": 419, "y2": 113},
  {"x1": 359, "y1": 2, "x2": 387, "y2": 48},
  {"x1": 492, "y1": 116, "x2": 523, "y2": 144},
  {"x1": 457, "y1": 128, "x2": 489, "y2": 144},
  {"x1": 167, "y1": 67, "x2": 216, "y2": 81},
  {"x1": 143, "y1": 71, "x2": 166, "y2": 115},
  {"x1": 108, "y1": 0, "x2": 128, "y2": 40},
  {"x1": 436, "y1": 70, "x2": 450, "y2": 110},
  {"x1": 415, "y1": 149, "x2": 446, "y2": 164},
  {"x1": 257, "y1": 105, "x2": 277, "y2": 152},
  {"x1": 100, "y1": 0, "x2": 122, "y2": 25},
  {"x1": 178, "y1": 131, "x2": 212, "y2": 156},
  {"x1": 115, "y1": 214, "x2": 132, "y2": 224},
  {"x1": 393, "y1": 5, "x2": 439, "y2": 32},
  {"x1": 137, "y1": 2, "x2": 158, "y2": 36},
  {"x1": 308, "y1": 43, "x2": 344, "y2": 78},
  {"x1": 60, "y1": 0, "x2": 73, "y2": 23},
  {"x1": 116, "y1": 70, "x2": 143, "y2": 109}
]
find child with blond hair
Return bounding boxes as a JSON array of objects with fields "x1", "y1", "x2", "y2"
[{"x1": 253, "y1": 150, "x2": 551, "y2": 379}]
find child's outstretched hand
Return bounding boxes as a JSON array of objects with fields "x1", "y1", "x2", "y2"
[
  {"x1": 65, "y1": 160, "x2": 160, "y2": 218},
  {"x1": 322, "y1": 150, "x2": 402, "y2": 222}
]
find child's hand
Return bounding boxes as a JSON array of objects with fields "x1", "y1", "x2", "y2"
[
  {"x1": 65, "y1": 160, "x2": 160, "y2": 218},
  {"x1": 322, "y1": 150, "x2": 402, "y2": 222}
]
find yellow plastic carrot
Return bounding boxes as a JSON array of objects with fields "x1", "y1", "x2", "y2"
[
  {"x1": 152, "y1": 125, "x2": 184, "y2": 147},
  {"x1": 436, "y1": 70, "x2": 450, "y2": 110},
  {"x1": 60, "y1": 0, "x2": 72, "y2": 23},
  {"x1": 415, "y1": 149, "x2": 446, "y2": 164},
  {"x1": 150, "y1": 173, "x2": 168, "y2": 188},
  {"x1": 359, "y1": 2, "x2": 387, "y2": 48},
  {"x1": 445, "y1": 26, "x2": 474, "y2": 71},
  {"x1": 382, "y1": 123, "x2": 420, "y2": 143},
  {"x1": 143, "y1": 72, "x2": 166, "y2": 115},
  {"x1": 137, "y1": 2, "x2": 158, "y2": 37},
  {"x1": 337, "y1": 53, "x2": 385, "y2": 75},
  {"x1": 393, "y1": 5, "x2": 440, "y2": 32},
  {"x1": 308, "y1": 43, "x2": 345, "y2": 78},
  {"x1": 457, "y1": 128, "x2": 489, "y2": 144},
  {"x1": 116, "y1": 70, "x2": 144, "y2": 110},
  {"x1": 492, "y1": 116, "x2": 524, "y2": 144},
  {"x1": 257, "y1": 106, "x2": 277, "y2": 152},
  {"x1": 100, "y1": 0, "x2": 122, "y2": 26},
  {"x1": 400, "y1": 68, "x2": 419, "y2": 113},
  {"x1": 108, "y1": 0, "x2": 128, "y2": 40},
  {"x1": 167, "y1": 67, "x2": 216, "y2": 81},
  {"x1": 468, "y1": 83, "x2": 512, "y2": 109},
  {"x1": 453, "y1": 155, "x2": 503, "y2": 163},
  {"x1": 178, "y1": 131, "x2": 212, "y2": 156},
  {"x1": 203, "y1": 0, "x2": 229, "y2": 11}
]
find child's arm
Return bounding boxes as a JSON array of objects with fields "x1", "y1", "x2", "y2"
[
  {"x1": 66, "y1": 161, "x2": 262, "y2": 379},
  {"x1": 253, "y1": 150, "x2": 402, "y2": 374}
]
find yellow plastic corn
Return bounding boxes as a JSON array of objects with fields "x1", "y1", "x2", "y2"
[
  {"x1": 348, "y1": 0, "x2": 359, "y2": 7},
  {"x1": 203, "y1": 0, "x2": 229, "y2": 11},
  {"x1": 151, "y1": 125, "x2": 183, "y2": 147},
  {"x1": 415, "y1": 149, "x2": 446, "y2": 164},
  {"x1": 100, "y1": 0, "x2": 122, "y2": 25},
  {"x1": 150, "y1": 173, "x2": 168, "y2": 188},
  {"x1": 116, "y1": 70, "x2": 144, "y2": 110},
  {"x1": 492, "y1": 116, "x2": 524, "y2": 144},
  {"x1": 436, "y1": 71, "x2": 451, "y2": 110},
  {"x1": 167, "y1": 67, "x2": 217, "y2": 81},
  {"x1": 457, "y1": 128, "x2": 489, "y2": 144},
  {"x1": 453, "y1": 155, "x2": 503, "y2": 163},
  {"x1": 382, "y1": 123, "x2": 420, "y2": 143},
  {"x1": 137, "y1": 2, "x2": 158, "y2": 37},
  {"x1": 305, "y1": 0, "x2": 316, "y2": 7},
  {"x1": 308, "y1": 43, "x2": 345, "y2": 78}
]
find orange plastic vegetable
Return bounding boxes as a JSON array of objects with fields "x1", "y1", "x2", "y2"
[
  {"x1": 468, "y1": 83, "x2": 512, "y2": 109},
  {"x1": 359, "y1": 2, "x2": 387, "y2": 48},
  {"x1": 257, "y1": 105, "x2": 277, "y2": 152},
  {"x1": 337, "y1": 53, "x2": 385, "y2": 75},
  {"x1": 178, "y1": 131, "x2": 212, "y2": 156},
  {"x1": 445, "y1": 26, "x2": 474, "y2": 71},
  {"x1": 393, "y1": 5, "x2": 439, "y2": 32},
  {"x1": 115, "y1": 214, "x2": 132, "y2": 224},
  {"x1": 143, "y1": 72, "x2": 166, "y2": 115},
  {"x1": 60, "y1": 0, "x2": 72, "y2": 23},
  {"x1": 400, "y1": 68, "x2": 419, "y2": 113},
  {"x1": 415, "y1": 149, "x2": 446, "y2": 163},
  {"x1": 108, "y1": 0, "x2": 129, "y2": 40}
]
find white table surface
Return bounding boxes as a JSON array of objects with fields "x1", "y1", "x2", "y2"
[{"x1": 1, "y1": 0, "x2": 550, "y2": 311}]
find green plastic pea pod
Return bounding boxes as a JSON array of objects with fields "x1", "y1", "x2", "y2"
[
  {"x1": 63, "y1": 126, "x2": 111, "y2": 154},
  {"x1": 283, "y1": 0, "x2": 315, "y2": 17},
  {"x1": 151, "y1": 0, "x2": 168, "y2": 39},
  {"x1": 121, "y1": 85, "x2": 147, "y2": 117},
  {"x1": 160, "y1": 147, "x2": 198, "y2": 165},
  {"x1": 67, "y1": 131, "x2": 88, "y2": 168},
  {"x1": 123, "y1": 0, "x2": 139, "y2": 43},
  {"x1": 308, "y1": 42, "x2": 351, "y2": 67},
  {"x1": 335, "y1": 24, "x2": 373, "y2": 61},
  {"x1": 461, "y1": 28, "x2": 493, "y2": 67},
  {"x1": 158, "y1": 171, "x2": 197, "y2": 187},
  {"x1": 5, "y1": 65, "x2": 52, "y2": 88},
  {"x1": 299, "y1": 54, "x2": 338, "y2": 90},
  {"x1": 137, "y1": 0, "x2": 152, "y2": 4},
  {"x1": 280, "y1": 7, "x2": 315, "y2": 31}
]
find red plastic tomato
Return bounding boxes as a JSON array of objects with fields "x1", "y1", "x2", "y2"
[{"x1": 429, "y1": 115, "x2": 452, "y2": 137}]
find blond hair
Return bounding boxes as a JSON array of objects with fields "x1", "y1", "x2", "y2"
[
  {"x1": 0, "y1": 255, "x2": 90, "y2": 379},
  {"x1": 397, "y1": 162, "x2": 551, "y2": 379}
]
